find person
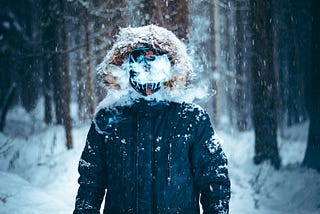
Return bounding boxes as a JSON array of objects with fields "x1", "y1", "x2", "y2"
[{"x1": 73, "y1": 25, "x2": 231, "y2": 214}]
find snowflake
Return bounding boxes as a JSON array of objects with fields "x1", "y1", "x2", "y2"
[
  {"x1": 205, "y1": 132, "x2": 223, "y2": 154},
  {"x1": 155, "y1": 146, "x2": 161, "y2": 152},
  {"x1": 79, "y1": 158, "x2": 92, "y2": 168}
]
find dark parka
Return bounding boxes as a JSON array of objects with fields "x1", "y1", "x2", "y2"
[{"x1": 74, "y1": 99, "x2": 231, "y2": 214}]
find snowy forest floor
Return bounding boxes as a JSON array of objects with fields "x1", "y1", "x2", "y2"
[{"x1": 0, "y1": 105, "x2": 320, "y2": 214}]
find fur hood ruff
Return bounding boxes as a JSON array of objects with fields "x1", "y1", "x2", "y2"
[{"x1": 96, "y1": 25, "x2": 208, "y2": 111}]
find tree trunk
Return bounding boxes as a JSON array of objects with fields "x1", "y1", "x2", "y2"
[
  {"x1": 235, "y1": 0, "x2": 251, "y2": 131},
  {"x1": 84, "y1": 7, "x2": 95, "y2": 120},
  {"x1": 224, "y1": 1, "x2": 235, "y2": 127},
  {"x1": 0, "y1": 83, "x2": 16, "y2": 131},
  {"x1": 43, "y1": 63, "x2": 53, "y2": 125},
  {"x1": 250, "y1": 0, "x2": 281, "y2": 169},
  {"x1": 210, "y1": 1, "x2": 218, "y2": 123},
  {"x1": 143, "y1": 0, "x2": 189, "y2": 40},
  {"x1": 93, "y1": 0, "x2": 128, "y2": 102},
  {"x1": 286, "y1": 0, "x2": 308, "y2": 126},
  {"x1": 75, "y1": 29, "x2": 87, "y2": 121},
  {"x1": 40, "y1": 0, "x2": 55, "y2": 125},
  {"x1": 72, "y1": 2, "x2": 95, "y2": 121},
  {"x1": 211, "y1": 1, "x2": 229, "y2": 126},
  {"x1": 52, "y1": 0, "x2": 73, "y2": 149},
  {"x1": 302, "y1": 0, "x2": 320, "y2": 172},
  {"x1": 20, "y1": 1, "x2": 39, "y2": 113},
  {"x1": 188, "y1": 0, "x2": 216, "y2": 121}
]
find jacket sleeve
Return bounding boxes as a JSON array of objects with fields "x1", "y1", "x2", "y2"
[
  {"x1": 74, "y1": 123, "x2": 107, "y2": 214},
  {"x1": 190, "y1": 111, "x2": 231, "y2": 214}
]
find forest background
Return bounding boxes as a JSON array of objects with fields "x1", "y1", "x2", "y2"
[{"x1": 0, "y1": 0, "x2": 319, "y2": 174}]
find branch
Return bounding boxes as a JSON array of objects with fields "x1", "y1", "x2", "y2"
[{"x1": 0, "y1": 83, "x2": 16, "y2": 132}]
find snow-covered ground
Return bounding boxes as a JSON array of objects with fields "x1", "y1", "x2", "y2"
[{"x1": 0, "y1": 105, "x2": 319, "y2": 214}]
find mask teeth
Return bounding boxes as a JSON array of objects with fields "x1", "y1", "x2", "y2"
[{"x1": 130, "y1": 79, "x2": 163, "y2": 96}]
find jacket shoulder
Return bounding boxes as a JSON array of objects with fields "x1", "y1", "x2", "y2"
[
  {"x1": 93, "y1": 106, "x2": 128, "y2": 135},
  {"x1": 176, "y1": 102, "x2": 208, "y2": 119}
]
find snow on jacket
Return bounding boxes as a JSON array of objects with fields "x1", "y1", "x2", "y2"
[
  {"x1": 74, "y1": 99, "x2": 230, "y2": 214},
  {"x1": 74, "y1": 25, "x2": 230, "y2": 213}
]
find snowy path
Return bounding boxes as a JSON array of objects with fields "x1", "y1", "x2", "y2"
[
  {"x1": 220, "y1": 127, "x2": 320, "y2": 214},
  {"x1": 0, "y1": 124, "x2": 86, "y2": 213},
  {"x1": 0, "y1": 121, "x2": 319, "y2": 213},
  {"x1": 0, "y1": 171, "x2": 71, "y2": 214}
]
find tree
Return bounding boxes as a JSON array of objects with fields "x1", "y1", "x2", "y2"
[
  {"x1": 210, "y1": 0, "x2": 232, "y2": 126},
  {"x1": 66, "y1": 0, "x2": 99, "y2": 121},
  {"x1": 0, "y1": 0, "x2": 44, "y2": 130},
  {"x1": 18, "y1": 0, "x2": 40, "y2": 113},
  {"x1": 83, "y1": 6, "x2": 95, "y2": 120},
  {"x1": 302, "y1": 0, "x2": 320, "y2": 172},
  {"x1": 235, "y1": 0, "x2": 252, "y2": 131},
  {"x1": 0, "y1": 83, "x2": 16, "y2": 131},
  {"x1": 142, "y1": 0, "x2": 188, "y2": 40},
  {"x1": 274, "y1": 0, "x2": 308, "y2": 131},
  {"x1": 0, "y1": 1, "x2": 19, "y2": 130},
  {"x1": 93, "y1": 0, "x2": 129, "y2": 102},
  {"x1": 188, "y1": 0, "x2": 217, "y2": 120},
  {"x1": 0, "y1": 0, "x2": 40, "y2": 113},
  {"x1": 47, "y1": 0, "x2": 73, "y2": 149},
  {"x1": 250, "y1": 0, "x2": 280, "y2": 169},
  {"x1": 40, "y1": 0, "x2": 55, "y2": 125},
  {"x1": 57, "y1": 0, "x2": 73, "y2": 149},
  {"x1": 224, "y1": 1, "x2": 237, "y2": 129}
]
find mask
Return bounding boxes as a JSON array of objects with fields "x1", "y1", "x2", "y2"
[{"x1": 128, "y1": 47, "x2": 171, "y2": 96}]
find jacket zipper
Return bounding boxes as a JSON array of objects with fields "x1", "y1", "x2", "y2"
[
  {"x1": 134, "y1": 113, "x2": 139, "y2": 213},
  {"x1": 151, "y1": 124, "x2": 157, "y2": 214},
  {"x1": 167, "y1": 138, "x2": 172, "y2": 185}
]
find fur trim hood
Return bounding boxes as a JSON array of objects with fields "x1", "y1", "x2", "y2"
[
  {"x1": 96, "y1": 25, "x2": 208, "y2": 110},
  {"x1": 97, "y1": 25, "x2": 193, "y2": 89}
]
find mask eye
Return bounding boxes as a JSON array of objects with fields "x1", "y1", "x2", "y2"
[
  {"x1": 129, "y1": 47, "x2": 167, "y2": 64},
  {"x1": 129, "y1": 49, "x2": 146, "y2": 63}
]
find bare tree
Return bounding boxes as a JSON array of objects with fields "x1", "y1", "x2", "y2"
[
  {"x1": 40, "y1": 0, "x2": 55, "y2": 125},
  {"x1": 210, "y1": 1, "x2": 230, "y2": 126},
  {"x1": 235, "y1": 0, "x2": 252, "y2": 131},
  {"x1": 0, "y1": 83, "x2": 16, "y2": 131},
  {"x1": 83, "y1": 7, "x2": 95, "y2": 120},
  {"x1": 302, "y1": 0, "x2": 320, "y2": 172},
  {"x1": 250, "y1": 0, "x2": 280, "y2": 169},
  {"x1": 72, "y1": 5, "x2": 88, "y2": 121},
  {"x1": 51, "y1": 0, "x2": 73, "y2": 149}
]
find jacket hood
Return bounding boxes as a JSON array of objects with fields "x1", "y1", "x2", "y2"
[
  {"x1": 96, "y1": 25, "x2": 208, "y2": 111},
  {"x1": 97, "y1": 25, "x2": 193, "y2": 89}
]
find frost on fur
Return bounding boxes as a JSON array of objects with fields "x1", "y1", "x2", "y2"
[{"x1": 95, "y1": 25, "x2": 211, "y2": 110}]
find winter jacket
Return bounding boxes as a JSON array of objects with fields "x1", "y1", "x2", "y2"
[{"x1": 74, "y1": 99, "x2": 231, "y2": 214}]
